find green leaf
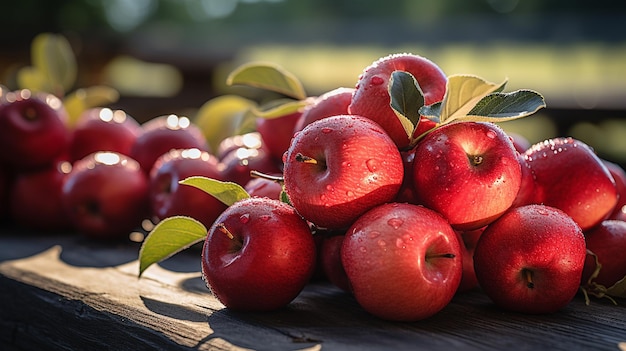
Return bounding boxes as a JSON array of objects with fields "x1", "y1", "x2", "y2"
[
  {"x1": 138, "y1": 216, "x2": 207, "y2": 277},
  {"x1": 63, "y1": 86, "x2": 120, "y2": 127},
  {"x1": 253, "y1": 98, "x2": 309, "y2": 119},
  {"x1": 193, "y1": 95, "x2": 257, "y2": 151},
  {"x1": 389, "y1": 70, "x2": 425, "y2": 139},
  {"x1": 419, "y1": 102, "x2": 442, "y2": 123},
  {"x1": 226, "y1": 62, "x2": 307, "y2": 100},
  {"x1": 180, "y1": 176, "x2": 250, "y2": 206},
  {"x1": 455, "y1": 90, "x2": 546, "y2": 123},
  {"x1": 25, "y1": 33, "x2": 77, "y2": 96},
  {"x1": 16, "y1": 66, "x2": 47, "y2": 93},
  {"x1": 606, "y1": 275, "x2": 626, "y2": 299},
  {"x1": 439, "y1": 74, "x2": 507, "y2": 125}
]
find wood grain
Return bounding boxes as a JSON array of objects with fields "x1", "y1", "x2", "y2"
[{"x1": 1, "y1": 232, "x2": 625, "y2": 351}]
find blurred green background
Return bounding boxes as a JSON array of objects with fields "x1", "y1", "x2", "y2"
[{"x1": 2, "y1": 0, "x2": 625, "y2": 164}]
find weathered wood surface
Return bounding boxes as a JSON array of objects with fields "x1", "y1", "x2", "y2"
[{"x1": 1, "y1": 230, "x2": 626, "y2": 351}]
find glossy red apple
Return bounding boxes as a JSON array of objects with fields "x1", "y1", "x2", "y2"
[
  {"x1": 130, "y1": 114, "x2": 210, "y2": 174},
  {"x1": 394, "y1": 148, "x2": 420, "y2": 204},
  {"x1": 319, "y1": 233, "x2": 351, "y2": 292},
  {"x1": 523, "y1": 137, "x2": 618, "y2": 231},
  {"x1": 602, "y1": 159, "x2": 626, "y2": 219},
  {"x1": 412, "y1": 121, "x2": 522, "y2": 231},
  {"x1": 455, "y1": 227, "x2": 484, "y2": 293},
  {"x1": 342, "y1": 202, "x2": 462, "y2": 321},
  {"x1": 0, "y1": 89, "x2": 70, "y2": 170},
  {"x1": 349, "y1": 53, "x2": 447, "y2": 149},
  {"x1": 581, "y1": 219, "x2": 626, "y2": 289},
  {"x1": 62, "y1": 151, "x2": 149, "y2": 239},
  {"x1": 473, "y1": 204, "x2": 586, "y2": 314},
  {"x1": 69, "y1": 107, "x2": 142, "y2": 163},
  {"x1": 201, "y1": 197, "x2": 317, "y2": 311},
  {"x1": 149, "y1": 148, "x2": 227, "y2": 228},
  {"x1": 511, "y1": 154, "x2": 538, "y2": 208},
  {"x1": 256, "y1": 106, "x2": 308, "y2": 164},
  {"x1": 9, "y1": 160, "x2": 73, "y2": 231},
  {"x1": 293, "y1": 87, "x2": 354, "y2": 133},
  {"x1": 244, "y1": 177, "x2": 283, "y2": 200},
  {"x1": 219, "y1": 145, "x2": 282, "y2": 187},
  {"x1": 283, "y1": 114, "x2": 404, "y2": 230}
]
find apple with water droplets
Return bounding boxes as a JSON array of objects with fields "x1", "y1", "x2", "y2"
[
  {"x1": 473, "y1": 204, "x2": 586, "y2": 314},
  {"x1": 283, "y1": 114, "x2": 404, "y2": 230},
  {"x1": 523, "y1": 137, "x2": 617, "y2": 231},
  {"x1": 412, "y1": 121, "x2": 522, "y2": 231},
  {"x1": 581, "y1": 219, "x2": 626, "y2": 289},
  {"x1": 293, "y1": 87, "x2": 354, "y2": 133},
  {"x1": 201, "y1": 197, "x2": 317, "y2": 311},
  {"x1": 349, "y1": 53, "x2": 447, "y2": 149},
  {"x1": 341, "y1": 202, "x2": 462, "y2": 321}
]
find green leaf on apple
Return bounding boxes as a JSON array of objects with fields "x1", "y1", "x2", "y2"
[
  {"x1": 63, "y1": 86, "x2": 120, "y2": 127},
  {"x1": 194, "y1": 95, "x2": 258, "y2": 151},
  {"x1": 457, "y1": 89, "x2": 546, "y2": 123},
  {"x1": 226, "y1": 62, "x2": 307, "y2": 100},
  {"x1": 138, "y1": 216, "x2": 207, "y2": 277},
  {"x1": 253, "y1": 98, "x2": 309, "y2": 119},
  {"x1": 17, "y1": 33, "x2": 77, "y2": 97},
  {"x1": 388, "y1": 70, "x2": 425, "y2": 141},
  {"x1": 180, "y1": 176, "x2": 250, "y2": 206}
]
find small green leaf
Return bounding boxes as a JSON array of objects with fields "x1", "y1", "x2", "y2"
[
  {"x1": 439, "y1": 75, "x2": 507, "y2": 125},
  {"x1": 138, "y1": 216, "x2": 207, "y2": 277},
  {"x1": 180, "y1": 176, "x2": 250, "y2": 206},
  {"x1": 253, "y1": 98, "x2": 309, "y2": 119},
  {"x1": 226, "y1": 62, "x2": 307, "y2": 100},
  {"x1": 16, "y1": 66, "x2": 47, "y2": 93},
  {"x1": 389, "y1": 70, "x2": 425, "y2": 139},
  {"x1": 419, "y1": 102, "x2": 442, "y2": 123},
  {"x1": 63, "y1": 86, "x2": 120, "y2": 127},
  {"x1": 30, "y1": 33, "x2": 77, "y2": 96},
  {"x1": 451, "y1": 90, "x2": 546, "y2": 123},
  {"x1": 193, "y1": 95, "x2": 257, "y2": 151}
]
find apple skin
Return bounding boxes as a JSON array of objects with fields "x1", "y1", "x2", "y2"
[
  {"x1": 510, "y1": 154, "x2": 538, "y2": 208},
  {"x1": 201, "y1": 197, "x2": 317, "y2": 312},
  {"x1": 293, "y1": 87, "x2": 354, "y2": 133},
  {"x1": 9, "y1": 160, "x2": 73, "y2": 231},
  {"x1": 256, "y1": 107, "x2": 307, "y2": 164},
  {"x1": 349, "y1": 53, "x2": 447, "y2": 149},
  {"x1": 412, "y1": 121, "x2": 522, "y2": 231},
  {"x1": 69, "y1": 107, "x2": 142, "y2": 163},
  {"x1": 342, "y1": 202, "x2": 462, "y2": 321},
  {"x1": 244, "y1": 177, "x2": 283, "y2": 200},
  {"x1": 130, "y1": 114, "x2": 210, "y2": 174},
  {"x1": 523, "y1": 137, "x2": 618, "y2": 231},
  {"x1": 455, "y1": 227, "x2": 484, "y2": 293},
  {"x1": 394, "y1": 148, "x2": 420, "y2": 204},
  {"x1": 149, "y1": 148, "x2": 227, "y2": 228},
  {"x1": 62, "y1": 151, "x2": 149, "y2": 240},
  {"x1": 473, "y1": 204, "x2": 587, "y2": 314},
  {"x1": 0, "y1": 89, "x2": 70, "y2": 170},
  {"x1": 219, "y1": 145, "x2": 283, "y2": 187},
  {"x1": 581, "y1": 219, "x2": 626, "y2": 288},
  {"x1": 283, "y1": 114, "x2": 404, "y2": 230},
  {"x1": 319, "y1": 233, "x2": 352, "y2": 292},
  {"x1": 602, "y1": 159, "x2": 626, "y2": 220}
]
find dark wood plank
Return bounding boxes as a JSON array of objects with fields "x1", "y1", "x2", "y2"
[{"x1": 1, "y1": 232, "x2": 626, "y2": 351}]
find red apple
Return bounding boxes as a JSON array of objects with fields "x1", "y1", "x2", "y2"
[
  {"x1": 349, "y1": 53, "x2": 447, "y2": 149},
  {"x1": 130, "y1": 114, "x2": 210, "y2": 174},
  {"x1": 319, "y1": 233, "x2": 351, "y2": 292},
  {"x1": 342, "y1": 202, "x2": 462, "y2": 321},
  {"x1": 473, "y1": 204, "x2": 586, "y2": 314},
  {"x1": 62, "y1": 151, "x2": 149, "y2": 239},
  {"x1": 523, "y1": 137, "x2": 618, "y2": 231},
  {"x1": 602, "y1": 159, "x2": 626, "y2": 219},
  {"x1": 283, "y1": 114, "x2": 404, "y2": 230},
  {"x1": 293, "y1": 87, "x2": 354, "y2": 133},
  {"x1": 256, "y1": 105, "x2": 309, "y2": 164},
  {"x1": 244, "y1": 177, "x2": 283, "y2": 200},
  {"x1": 149, "y1": 148, "x2": 227, "y2": 228},
  {"x1": 9, "y1": 160, "x2": 73, "y2": 231},
  {"x1": 219, "y1": 145, "x2": 282, "y2": 187},
  {"x1": 394, "y1": 148, "x2": 420, "y2": 204},
  {"x1": 201, "y1": 197, "x2": 317, "y2": 311},
  {"x1": 581, "y1": 219, "x2": 626, "y2": 289},
  {"x1": 216, "y1": 132, "x2": 264, "y2": 160},
  {"x1": 511, "y1": 154, "x2": 538, "y2": 208},
  {"x1": 412, "y1": 121, "x2": 522, "y2": 231},
  {"x1": 0, "y1": 89, "x2": 70, "y2": 170},
  {"x1": 69, "y1": 107, "x2": 142, "y2": 163},
  {"x1": 455, "y1": 227, "x2": 484, "y2": 293}
]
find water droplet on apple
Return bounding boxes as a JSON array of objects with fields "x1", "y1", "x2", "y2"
[
  {"x1": 377, "y1": 239, "x2": 387, "y2": 247},
  {"x1": 371, "y1": 76, "x2": 384, "y2": 85},
  {"x1": 239, "y1": 213, "x2": 250, "y2": 223},
  {"x1": 321, "y1": 127, "x2": 333, "y2": 134},
  {"x1": 259, "y1": 215, "x2": 270, "y2": 221},
  {"x1": 387, "y1": 218, "x2": 404, "y2": 229},
  {"x1": 341, "y1": 161, "x2": 351, "y2": 167},
  {"x1": 346, "y1": 190, "x2": 354, "y2": 197},
  {"x1": 359, "y1": 246, "x2": 367, "y2": 253},
  {"x1": 486, "y1": 130, "x2": 497, "y2": 139},
  {"x1": 368, "y1": 231, "x2": 381, "y2": 239},
  {"x1": 325, "y1": 184, "x2": 334, "y2": 191},
  {"x1": 395, "y1": 238, "x2": 406, "y2": 249},
  {"x1": 366, "y1": 159, "x2": 378, "y2": 172}
]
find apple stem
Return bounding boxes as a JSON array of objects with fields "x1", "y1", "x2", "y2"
[
  {"x1": 470, "y1": 155, "x2": 484, "y2": 166},
  {"x1": 216, "y1": 223, "x2": 235, "y2": 240},
  {"x1": 426, "y1": 253, "x2": 456, "y2": 260},
  {"x1": 523, "y1": 268, "x2": 535, "y2": 289},
  {"x1": 295, "y1": 153, "x2": 319, "y2": 165},
  {"x1": 250, "y1": 170, "x2": 284, "y2": 184}
]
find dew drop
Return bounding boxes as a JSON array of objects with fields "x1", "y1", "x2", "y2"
[
  {"x1": 486, "y1": 130, "x2": 497, "y2": 139},
  {"x1": 359, "y1": 246, "x2": 367, "y2": 253},
  {"x1": 325, "y1": 184, "x2": 334, "y2": 191},
  {"x1": 346, "y1": 190, "x2": 355, "y2": 197},
  {"x1": 371, "y1": 76, "x2": 385, "y2": 85},
  {"x1": 387, "y1": 218, "x2": 404, "y2": 229},
  {"x1": 321, "y1": 127, "x2": 333, "y2": 134},
  {"x1": 366, "y1": 159, "x2": 378, "y2": 172},
  {"x1": 395, "y1": 238, "x2": 406, "y2": 249},
  {"x1": 368, "y1": 231, "x2": 381, "y2": 239},
  {"x1": 377, "y1": 239, "x2": 387, "y2": 247},
  {"x1": 259, "y1": 215, "x2": 270, "y2": 221},
  {"x1": 239, "y1": 213, "x2": 250, "y2": 224}
]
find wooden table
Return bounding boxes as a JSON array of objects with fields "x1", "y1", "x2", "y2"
[{"x1": 1, "y1": 229, "x2": 625, "y2": 351}]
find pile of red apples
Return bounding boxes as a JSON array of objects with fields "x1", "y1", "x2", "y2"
[{"x1": 2, "y1": 52, "x2": 626, "y2": 323}]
